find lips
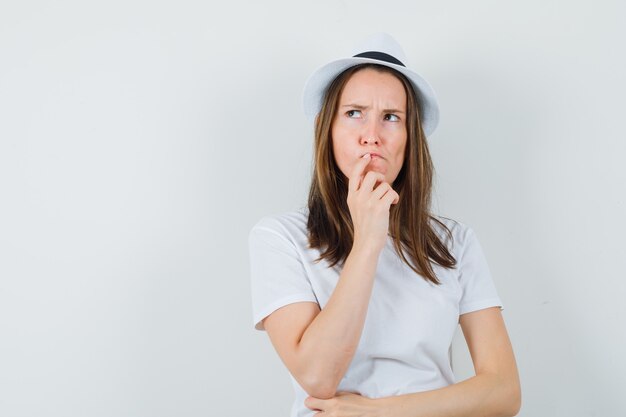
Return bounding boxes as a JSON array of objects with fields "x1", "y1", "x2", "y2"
[{"x1": 362, "y1": 152, "x2": 383, "y2": 159}]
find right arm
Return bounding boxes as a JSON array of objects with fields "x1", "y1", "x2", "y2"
[
  {"x1": 263, "y1": 240, "x2": 380, "y2": 399},
  {"x1": 263, "y1": 152, "x2": 399, "y2": 399}
]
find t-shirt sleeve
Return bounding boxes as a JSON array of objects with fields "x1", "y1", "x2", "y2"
[
  {"x1": 248, "y1": 219, "x2": 319, "y2": 331},
  {"x1": 457, "y1": 226, "x2": 504, "y2": 316}
]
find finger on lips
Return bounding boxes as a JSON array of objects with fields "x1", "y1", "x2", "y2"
[{"x1": 349, "y1": 153, "x2": 372, "y2": 191}]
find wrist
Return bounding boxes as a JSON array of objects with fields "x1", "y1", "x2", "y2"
[{"x1": 352, "y1": 238, "x2": 383, "y2": 257}]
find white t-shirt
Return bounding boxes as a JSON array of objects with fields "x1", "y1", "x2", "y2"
[{"x1": 249, "y1": 206, "x2": 503, "y2": 417}]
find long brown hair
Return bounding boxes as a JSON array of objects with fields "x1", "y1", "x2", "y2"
[{"x1": 306, "y1": 63, "x2": 457, "y2": 285}]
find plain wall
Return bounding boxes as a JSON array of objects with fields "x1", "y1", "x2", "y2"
[{"x1": 1, "y1": 1, "x2": 624, "y2": 416}]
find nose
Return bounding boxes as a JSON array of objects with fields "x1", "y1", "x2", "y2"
[{"x1": 360, "y1": 117, "x2": 381, "y2": 145}]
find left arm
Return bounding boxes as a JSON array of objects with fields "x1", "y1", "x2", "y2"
[
  {"x1": 304, "y1": 307, "x2": 521, "y2": 417},
  {"x1": 378, "y1": 306, "x2": 521, "y2": 417}
]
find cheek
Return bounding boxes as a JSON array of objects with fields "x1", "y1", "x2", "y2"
[
  {"x1": 333, "y1": 144, "x2": 352, "y2": 174},
  {"x1": 331, "y1": 127, "x2": 351, "y2": 162},
  {"x1": 393, "y1": 136, "x2": 407, "y2": 166}
]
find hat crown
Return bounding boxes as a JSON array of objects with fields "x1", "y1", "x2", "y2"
[
  {"x1": 349, "y1": 33, "x2": 408, "y2": 65},
  {"x1": 302, "y1": 32, "x2": 439, "y2": 137}
]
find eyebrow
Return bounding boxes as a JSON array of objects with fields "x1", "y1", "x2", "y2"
[{"x1": 340, "y1": 103, "x2": 405, "y2": 114}]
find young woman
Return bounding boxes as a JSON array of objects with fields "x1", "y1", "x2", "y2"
[{"x1": 249, "y1": 33, "x2": 521, "y2": 417}]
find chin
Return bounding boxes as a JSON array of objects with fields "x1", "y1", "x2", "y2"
[{"x1": 368, "y1": 166, "x2": 388, "y2": 175}]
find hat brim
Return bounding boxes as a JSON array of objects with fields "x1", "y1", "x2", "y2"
[{"x1": 302, "y1": 57, "x2": 440, "y2": 137}]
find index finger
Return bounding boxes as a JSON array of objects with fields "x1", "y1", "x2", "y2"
[{"x1": 348, "y1": 153, "x2": 371, "y2": 193}]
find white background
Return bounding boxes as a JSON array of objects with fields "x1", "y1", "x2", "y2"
[{"x1": 1, "y1": 1, "x2": 624, "y2": 416}]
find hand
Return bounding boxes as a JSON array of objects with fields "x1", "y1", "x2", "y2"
[
  {"x1": 347, "y1": 153, "x2": 400, "y2": 253},
  {"x1": 304, "y1": 391, "x2": 381, "y2": 417}
]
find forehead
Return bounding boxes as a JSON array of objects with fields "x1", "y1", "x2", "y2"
[{"x1": 339, "y1": 68, "x2": 406, "y2": 108}]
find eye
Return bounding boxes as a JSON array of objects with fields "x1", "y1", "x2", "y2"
[
  {"x1": 346, "y1": 109, "x2": 362, "y2": 118},
  {"x1": 385, "y1": 114, "x2": 400, "y2": 122}
]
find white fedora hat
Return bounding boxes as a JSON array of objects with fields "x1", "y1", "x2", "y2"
[{"x1": 302, "y1": 32, "x2": 440, "y2": 138}]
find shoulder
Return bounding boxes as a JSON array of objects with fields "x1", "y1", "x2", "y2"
[
  {"x1": 249, "y1": 206, "x2": 309, "y2": 243},
  {"x1": 429, "y1": 214, "x2": 478, "y2": 255}
]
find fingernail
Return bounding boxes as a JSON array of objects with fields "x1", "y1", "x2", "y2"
[{"x1": 362, "y1": 153, "x2": 370, "y2": 159}]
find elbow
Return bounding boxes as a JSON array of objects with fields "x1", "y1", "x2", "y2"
[
  {"x1": 509, "y1": 383, "x2": 522, "y2": 416},
  {"x1": 483, "y1": 369, "x2": 521, "y2": 416},
  {"x1": 300, "y1": 367, "x2": 344, "y2": 400},
  {"x1": 300, "y1": 374, "x2": 341, "y2": 400},
  {"x1": 295, "y1": 343, "x2": 357, "y2": 400},
  {"x1": 501, "y1": 374, "x2": 522, "y2": 416},
  {"x1": 303, "y1": 384, "x2": 337, "y2": 400}
]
